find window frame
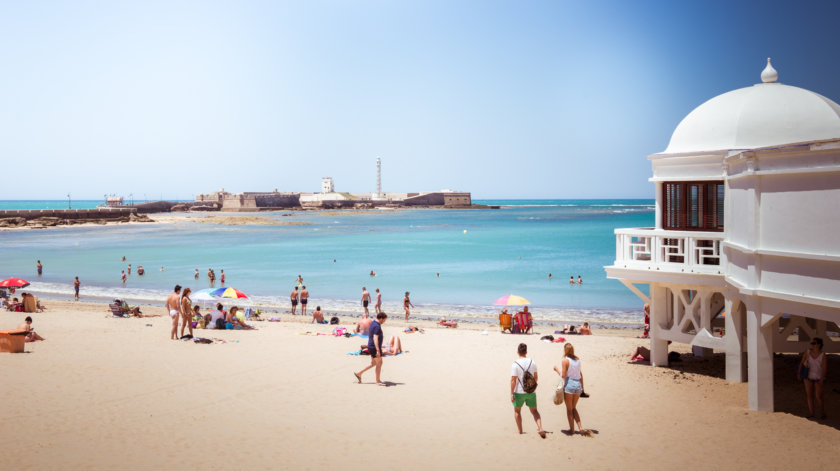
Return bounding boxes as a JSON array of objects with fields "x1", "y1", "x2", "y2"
[{"x1": 662, "y1": 180, "x2": 724, "y2": 232}]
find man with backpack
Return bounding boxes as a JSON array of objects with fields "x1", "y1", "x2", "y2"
[{"x1": 511, "y1": 343, "x2": 546, "y2": 438}]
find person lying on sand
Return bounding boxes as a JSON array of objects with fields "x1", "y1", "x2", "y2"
[
  {"x1": 560, "y1": 325, "x2": 578, "y2": 335},
  {"x1": 438, "y1": 317, "x2": 458, "y2": 328},
  {"x1": 404, "y1": 326, "x2": 424, "y2": 333},
  {"x1": 18, "y1": 316, "x2": 45, "y2": 342},
  {"x1": 381, "y1": 336, "x2": 403, "y2": 355}
]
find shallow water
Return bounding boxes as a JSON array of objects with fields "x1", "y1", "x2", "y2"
[{"x1": 1, "y1": 199, "x2": 653, "y2": 326}]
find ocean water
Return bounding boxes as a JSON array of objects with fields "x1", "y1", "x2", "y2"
[{"x1": 0, "y1": 200, "x2": 653, "y2": 326}]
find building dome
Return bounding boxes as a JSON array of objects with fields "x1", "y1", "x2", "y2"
[{"x1": 664, "y1": 59, "x2": 840, "y2": 154}]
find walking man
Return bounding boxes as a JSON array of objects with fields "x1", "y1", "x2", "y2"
[
  {"x1": 300, "y1": 285, "x2": 309, "y2": 316},
  {"x1": 354, "y1": 312, "x2": 387, "y2": 385},
  {"x1": 375, "y1": 288, "x2": 382, "y2": 314},
  {"x1": 511, "y1": 343, "x2": 546, "y2": 438},
  {"x1": 361, "y1": 287, "x2": 371, "y2": 316},
  {"x1": 290, "y1": 286, "x2": 299, "y2": 315},
  {"x1": 166, "y1": 285, "x2": 182, "y2": 340},
  {"x1": 73, "y1": 276, "x2": 80, "y2": 301}
]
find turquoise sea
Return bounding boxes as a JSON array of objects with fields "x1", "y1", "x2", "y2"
[{"x1": 0, "y1": 200, "x2": 653, "y2": 326}]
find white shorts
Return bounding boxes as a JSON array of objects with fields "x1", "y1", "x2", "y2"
[{"x1": 170, "y1": 309, "x2": 179, "y2": 318}]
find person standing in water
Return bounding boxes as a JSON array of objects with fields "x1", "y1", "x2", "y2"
[
  {"x1": 36, "y1": 260, "x2": 43, "y2": 276},
  {"x1": 375, "y1": 288, "x2": 382, "y2": 314},
  {"x1": 73, "y1": 276, "x2": 80, "y2": 301}
]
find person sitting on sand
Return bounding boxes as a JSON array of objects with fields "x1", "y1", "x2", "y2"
[
  {"x1": 312, "y1": 306, "x2": 326, "y2": 324},
  {"x1": 381, "y1": 336, "x2": 402, "y2": 355},
  {"x1": 437, "y1": 316, "x2": 458, "y2": 328},
  {"x1": 579, "y1": 323, "x2": 592, "y2": 335},
  {"x1": 226, "y1": 306, "x2": 255, "y2": 330},
  {"x1": 630, "y1": 345, "x2": 651, "y2": 361},
  {"x1": 8, "y1": 297, "x2": 22, "y2": 312},
  {"x1": 18, "y1": 316, "x2": 45, "y2": 342},
  {"x1": 206, "y1": 303, "x2": 226, "y2": 330},
  {"x1": 355, "y1": 313, "x2": 372, "y2": 335}
]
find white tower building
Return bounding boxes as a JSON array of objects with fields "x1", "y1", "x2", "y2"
[
  {"x1": 605, "y1": 59, "x2": 840, "y2": 411},
  {"x1": 321, "y1": 177, "x2": 334, "y2": 194}
]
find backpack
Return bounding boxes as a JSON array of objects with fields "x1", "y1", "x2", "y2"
[{"x1": 517, "y1": 360, "x2": 538, "y2": 393}]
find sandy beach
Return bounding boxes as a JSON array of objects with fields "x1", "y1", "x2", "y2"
[{"x1": 0, "y1": 300, "x2": 837, "y2": 470}]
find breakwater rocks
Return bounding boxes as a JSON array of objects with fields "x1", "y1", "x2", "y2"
[{"x1": 0, "y1": 208, "x2": 152, "y2": 229}]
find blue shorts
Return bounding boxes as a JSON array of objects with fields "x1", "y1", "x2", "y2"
[{"x1": 564, "y1": 378, "x2": 583, "y2": 395}]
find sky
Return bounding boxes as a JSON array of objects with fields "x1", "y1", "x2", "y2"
[{"x1": 2, "y1": 0, "x2": 839, "y2": 200}]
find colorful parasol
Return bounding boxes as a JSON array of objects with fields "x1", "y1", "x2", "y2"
[
  {"x1": 209, "y1": 287, "x2": 249, "y2": 299},
  {"x1": 492, "y1": 294, "x2": 531, "y2": 306},
  {"x1": 0, "y1": 278, "x2": 31, "y2": 289}
]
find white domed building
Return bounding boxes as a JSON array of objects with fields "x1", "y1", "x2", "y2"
[{"x1": 605, "y1": 59, "x2": 840, "y2": 411}]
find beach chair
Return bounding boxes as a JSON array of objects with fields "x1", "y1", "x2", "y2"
[
  {"x1": 109, "y1": 303, "x2": 131, "y2": 318},
  {"x1": 514, "y1": 311, "x2": 532, "y2": 334},
  {"x1": 499, "y1": 313, "x2": 513, "y2": 333}
]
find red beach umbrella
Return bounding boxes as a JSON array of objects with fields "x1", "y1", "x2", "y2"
[{"x1": 0, "y1": 278, "x2": 30, "y2": 289}]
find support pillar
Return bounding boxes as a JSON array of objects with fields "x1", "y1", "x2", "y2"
[
  {"x1": 650, "y1": 285, "x2": 669, "y2": 367},
  {"x1": 725, "y1": 298, "x2": 747, "y2": 382},
  {"x1": 747, "y1": 304, "x2": 774, "y2": 411}
]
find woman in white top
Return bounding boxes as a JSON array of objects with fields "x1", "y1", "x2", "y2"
[
  {"x1": 555, "y1": 343, "x2": 590, "y2": 436},
  {"x1": 798, "y1": 337, "x2": 827, "y2": 419}
]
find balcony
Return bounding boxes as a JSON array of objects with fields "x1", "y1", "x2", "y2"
[{"x1": 613, "y1": 228, "x2": 724, "y2": 275}]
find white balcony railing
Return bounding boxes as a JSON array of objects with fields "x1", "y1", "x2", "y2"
[{"x1": 614, "y1": 228, "x2": 724, "y2": 274}]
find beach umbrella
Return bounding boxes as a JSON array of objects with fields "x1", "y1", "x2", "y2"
[
  {"x1": 493, "y1": 294, "x2": 531, "y2": 306},
  {"x1": 191, "y1": 288, "x2": 218, "y2": 306},
  {"x1": 0, "y1": 278, "x2": 30, "y2": 289},
  {"x1": 209, "y1": 287, "x2": 249, "y2": 300}
]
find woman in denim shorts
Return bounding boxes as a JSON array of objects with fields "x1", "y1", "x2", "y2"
[{"x1": 554, "y1": 343, "x2": 590, "y2": 436}]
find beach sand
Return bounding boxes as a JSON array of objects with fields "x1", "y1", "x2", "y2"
[{"x1": 2, "y1": 300, "x2": 838, "y2": 470}]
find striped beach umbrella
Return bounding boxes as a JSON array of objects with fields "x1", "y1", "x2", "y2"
[
  {"x1": 492, "y1": 294, "x2": 531, "y2": 306},
  {"x1": 209, "y1": 287, "x2": 249, "y2": 300}
]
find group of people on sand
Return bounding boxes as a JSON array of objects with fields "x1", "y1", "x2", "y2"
[
  {"x1": 2, "y1": 292, "x2": 46, "y2": 313},
  {"x1": 511, "y1": 342, "x2": 590, "y2": 438},
  {"x1": 165, "y1": 284, "x2": 253, "y2": 340}
]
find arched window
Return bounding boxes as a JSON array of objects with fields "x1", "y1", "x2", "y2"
[{"x1": 663, "y1": 181, "x2": 724, "y2": 231}]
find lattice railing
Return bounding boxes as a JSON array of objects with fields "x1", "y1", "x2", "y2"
[{"x1": 614, "y1": 228, "x2": 724, "y2": 273}]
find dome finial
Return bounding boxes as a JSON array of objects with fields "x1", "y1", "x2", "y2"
[{"x1": 761, "y1": 57, "x2": 778, "y2": 83}]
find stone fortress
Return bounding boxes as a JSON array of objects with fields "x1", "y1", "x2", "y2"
[{"x1": 195, "y1": 158, "x2": 472, "y2": 212}]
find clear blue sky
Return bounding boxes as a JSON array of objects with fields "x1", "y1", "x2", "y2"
[{"x1": 2, "y1": 0, "x2": 839, "y2": 200}]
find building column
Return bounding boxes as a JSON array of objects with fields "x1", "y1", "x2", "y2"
[
  {"x1": 724, "y1": 297, "x2": 747, "y2": 382},
  {"x1": 747, "y1": 303, "x2": 774, "y2": 411},
  {"x1": 649, "y1": 285, "x2": 669, "y2": 366},
  {"x1": 654, "y1": 182, "x2": 663, "y2": 230}
]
